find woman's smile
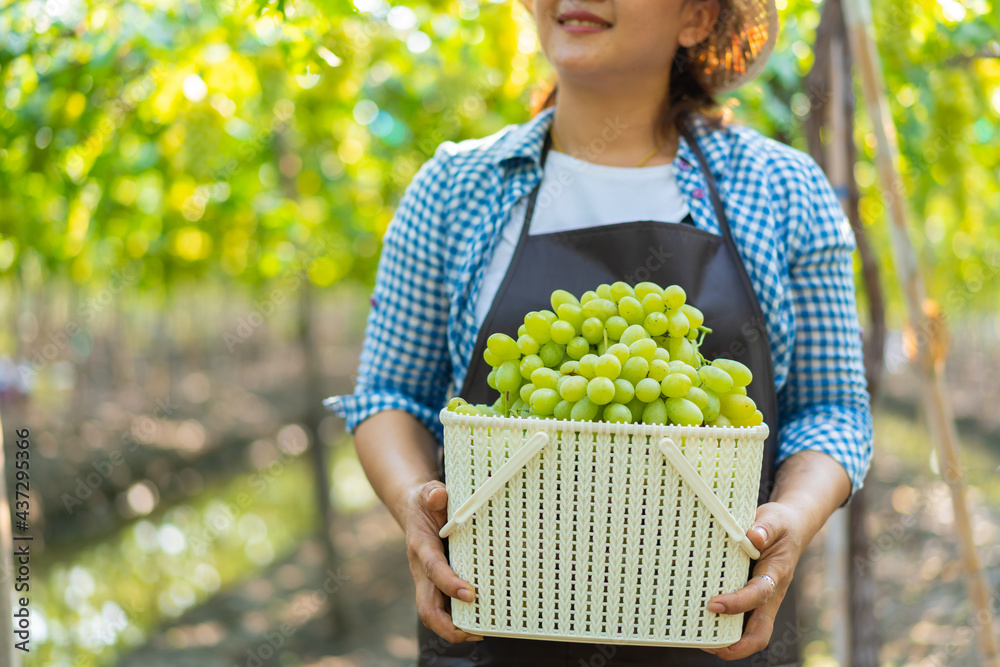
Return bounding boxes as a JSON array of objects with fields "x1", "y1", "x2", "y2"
[{"x1": 556, "y1": 8, "x2": 613, "y2": 33}]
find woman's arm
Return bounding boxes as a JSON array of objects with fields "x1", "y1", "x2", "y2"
[{"x1": 355, "y1": 411, "x2": 484, "y2": 644}]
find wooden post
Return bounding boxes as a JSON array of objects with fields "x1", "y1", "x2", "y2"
[
  {"x1": 842, "y1": 0, "x2": 1000, "y2": 664},
  {"x1": 0, "y1": 412, "x2": 21, "y2": 667}
]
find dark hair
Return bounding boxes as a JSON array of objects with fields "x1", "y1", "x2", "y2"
[{"x1": 530, "y1": 8, "x2": 726, "y2": 141}]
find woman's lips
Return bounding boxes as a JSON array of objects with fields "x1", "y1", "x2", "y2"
[{"x1": 556, "y1": 9, "x2": 612, "y2": 33}]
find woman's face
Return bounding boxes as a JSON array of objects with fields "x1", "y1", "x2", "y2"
[{"x1": 525, "y1": 0, "x2": 718, "y2": 85}]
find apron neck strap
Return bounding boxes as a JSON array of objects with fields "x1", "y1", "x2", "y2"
[{"x1": 678, "y1": 119, "x2": 737, "y2": 248}]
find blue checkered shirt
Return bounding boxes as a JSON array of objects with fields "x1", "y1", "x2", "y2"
[{"x1": 326, "y1": 108, "x2": 873, "y2": 493}]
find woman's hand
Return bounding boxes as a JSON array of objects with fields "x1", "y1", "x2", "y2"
[
  {"x1": 701, "y1": 501, "x2": 808, "y2": 661},
  {"x1": 405, "y1": 480, "x2": 485, "y2": 644}
]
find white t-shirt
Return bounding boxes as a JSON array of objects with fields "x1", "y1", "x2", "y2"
[{"x1": 474, "y1": 150, "x2": 691, "y2": 326}]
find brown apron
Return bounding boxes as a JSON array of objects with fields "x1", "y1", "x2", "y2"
[{"x1": 418, "y1": 120, "x2": 801, "y2": 666}]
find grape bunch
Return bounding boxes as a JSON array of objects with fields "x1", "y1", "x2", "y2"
[{"x1": 447, "y1": 282, "x2": 763, "y2": 427}]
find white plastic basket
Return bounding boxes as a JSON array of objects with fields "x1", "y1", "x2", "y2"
[{"x1": 439, "y1": 409, "x2": 768, "y2": 648}]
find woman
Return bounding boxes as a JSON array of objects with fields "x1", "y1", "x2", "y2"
[{"x1": 326, "y1": 0, "x2": 873, "y2": 664}]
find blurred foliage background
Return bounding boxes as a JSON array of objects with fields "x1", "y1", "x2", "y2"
[{"x1": 0, "y1": 0, "x2": 998, "y2": 665}]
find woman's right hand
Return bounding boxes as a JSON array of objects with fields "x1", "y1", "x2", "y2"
[{"x1": 404, "y1": 480, "x2": 485, "y2": 643}]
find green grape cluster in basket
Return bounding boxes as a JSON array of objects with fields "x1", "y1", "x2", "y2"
[{"x1": 448, "y1": 282, "x2": 763, "y2": 427}]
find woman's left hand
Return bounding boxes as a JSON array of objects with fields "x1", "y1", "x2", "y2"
[{"x1": 701, "y1": 501, "x2": 808, "y2": 661}]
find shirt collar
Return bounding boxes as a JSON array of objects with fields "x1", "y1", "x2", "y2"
[{"x1": 491, "y1": 105, "x2": 731, "y2": 178}]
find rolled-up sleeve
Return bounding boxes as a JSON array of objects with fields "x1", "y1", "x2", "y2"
[
  {"x1": 776, "y1": 157, "x2": 874, "y2": 496},
  {"x1": 325, "y1": 149, "x2": 453, "y2": 443}
]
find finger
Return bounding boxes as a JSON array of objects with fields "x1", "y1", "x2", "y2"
[
  {"x1": 747, "y1": 503, "x2": 787, "y2": 553},
  {"x1": 706, "y1": 573, "x2": 776, "y2": 615},
  {"x1": 422, "y1": 481, "x2": 449, "y2": 514},
  {"x1": 415, "y1": 578, "x2": 484, "y2": 643},
  {"x1": 416, "y1": 540, "x2": 476, "y2": 603},
  {"x1": 709, "y1": 605, "x2": 776, "y2": 661}
]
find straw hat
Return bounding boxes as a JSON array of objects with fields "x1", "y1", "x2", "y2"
[{"x1": 689, "y1": 0, "x2": 779, "y2": 93}]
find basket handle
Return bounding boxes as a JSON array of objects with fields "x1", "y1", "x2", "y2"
[
  {"x1": 439, "y1": 431, "x2": 550, "y2": 539},
  {"x1": 657, "y1": 436, "x2": 762, "y2": 560}
]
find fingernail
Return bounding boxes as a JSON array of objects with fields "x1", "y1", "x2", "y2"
[
  {"x1": 469, "y1": 635, "x2": 485, "y2": 641},
  {"x1": 701, "y1": 648, "x2": 717, "y2": 655},
  {"x1": 458, "y1": 588, "x2": 475, "y2": 602},
  {"x1": 707, "y1": 602, "x2": 725, "y2": 613},
  {"x1": 753, "y1": 526, "x2": 768, "y2": 544}
]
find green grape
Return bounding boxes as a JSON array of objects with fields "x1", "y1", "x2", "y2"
[
  {"x1": 628, "y1": 338, "x2": 657, "y2": 362},
  {"x1": 487, "y1": 333, "x2": 521, "y2": 361},
  {"x1": 517, "y1": 334, "x2": 541, "y2": 356},
  {"x1": 620, "y1": 357, "x2": 650, "y2": 385},
  {"x1": 610, "y1": 281, "x2": 635, "y2": 303},
  {"x1": 635, "y1": 377, "x2": 662, "y2": 402},
  {"x1": 642, "y1": 399, "x2": 668, "y2": 425},
  {"x1": 686, "y1": 328, "x2": 700, "y2": 341},
  {"x1": 643, "y1": 311, "x2": 669, "y2": 336},
  {"x1": 487, "y1": 369, "x2": 497, "y2": 390},
  {"x1": 698, "y1": 366, "x2": 734, "y2": 394},
  {"x1": 483, "y1": 348, "x2": 502, "y2": 368},
  {"x1": 559, "y1": 375, "x2": 589, "y2": 402},
  {"x1": 626, "y1": 397, "x2": 647, "y2": 422},
  {"x1": 702, "y1": 389, "x2": 721, "y2": 422},
  {"x1": 619, "y1": 324, "x2": 649, "y2": 347},
  {"x1": 567, "y1": 336, "x2": 591, "y2": 360},
  {"x1": 663, "y1": 284, "x2": 687, "y2": 310},
  {"x1": 668, "y1": 361, "x2": 699, "y2": 384},
  {"x1": 530, "y1": 388, "x2": 560, "y2": 415},
  {"x1": 491, "y1": 396, "x2": 506, "y2": 413},
  {"x1": 550, "y1": 320, "x2": 576, "y2": 344},
  {"x1": 648, "y1": 359, "x2": 671, "y2": 382},
  {"x1": 519, "y1": 383, "x2": 536, "y2": 403},
  {"x1": 661, "y1": 373, "x2": 693, "y2": 398},
  {"x1": 732, "y1": 386, "x2": 747, "y2": 395},
  {"x1": 550, "y1": 289, "x2": 580, "y2": 311},
  {"x1": 539, "y1": 341, "x2": 565, "y2": 367},
  {"x1": 531, "y1": 367, "x2": 561, "y2": 390},
  {"x1": 708, "y1": 414, "x2": 733, "y2": 427},
  {"x1": 720, "y1": 394, "x2": 756, "y2": 422},
  {"x1": 666, "y1": 309, "x2": 690, "y2": 338},
  {"x1": 666, "y1": 397, "x2": 704, "y2": 426},
  {"x1": 749, "y1": 409, "x2": 764, "y2": 426},
  {"x1": 711, "y1": 358, "x2": 753, "y2": 387},
  {"x1": 554, "y1": 399, "x2": 574, "y2": 421},
  {"x1": 517, "y1": 324, "x2": 528, "y2": 337},
  {"x1": 613, "y1": 378, "x2": 635, "y2": 404},
  {"x1": 580, "y1": 290, "x2": 599, "y2": 305},
  {"x1": 557, "y1": 303, "x2": 585, "y2": 331},
  {"x1": 685, "y1": 386, "x2": 709, "y2": 409},
  {"x1": 595, "y1": 354, "x2": 622, "y2": 379},
  {"x1": 571, "y1": 396, "x2": 600, "y2": 421},
  {"x1": 596, "y1": 339, "x2": 607, "y2": 356},
  {"x1": 520, "y1": 354, "x2": 544, "y2": 380},
  {"x1": 509, "y1": 397, "x2": 526, "y2": 414},
  {"x1": 681, "y1": 304, "x2": 705, "y2": 329},
  {"x1": 667, "y1": 336, "x2": 695, "y2": 365},
  {"x1": 605, "y1": 316, "x2": 628, "y2": 340},
  {"x1": 634, "y1": 282, "x2": 663, "y2": 300},
  {"x1": 497, "y1": 360, "x2": 522, "y2": 393},
  {"x1": 587, "y1": 377, "x2": 616, "y2": 405},
  {"x1": 582, "y1": 298, "x2": 618, "y2": 322},
  {"x1": 596, "y1": 284, "x2": 613, "y2": 300},
  {"x1": 538, "y1": 310, "x2": 558, "y2": 324},
  {"x1": 604, "y1": 403, "x2": 633, "y2": 423},
  {"x1": 578, "y1": 354, "x2": 599, "y2": 379},
  {"x1": 617, "y1": 296, "x2": 644, "y2": 326},
  {"x1": 525, "y1": 311, "x2": 552, "y2": 343},
  {"x1": 447, "y1": 397, "x2": 468, "y2": 411},
  {"x1": 653, "y1": 347, "x2": 671, "y2": 362},
  {"x1": 455, "y1": 404, "x2": 481, "y2": 416},
  {"x1": 607, "y1": 343, "x2": 630, "y2": 365},
  {"x1": 641, "y1": 293, "x2": 665, "y2": 315},
  {"x1": 560, "y1": 360, "x2": 581, "y2": 375},
  {"x1": 581, "y1": 317, "x2": 605, "y2": 344}
]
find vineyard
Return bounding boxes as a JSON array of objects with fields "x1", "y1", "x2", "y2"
[{"x1": 1, "y1": 0, "x2": 999, "y2": 665}]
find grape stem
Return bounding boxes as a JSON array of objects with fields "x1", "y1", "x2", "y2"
[{"x1": 697, "y1": 326, "x2": 713, "y2": 347}]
